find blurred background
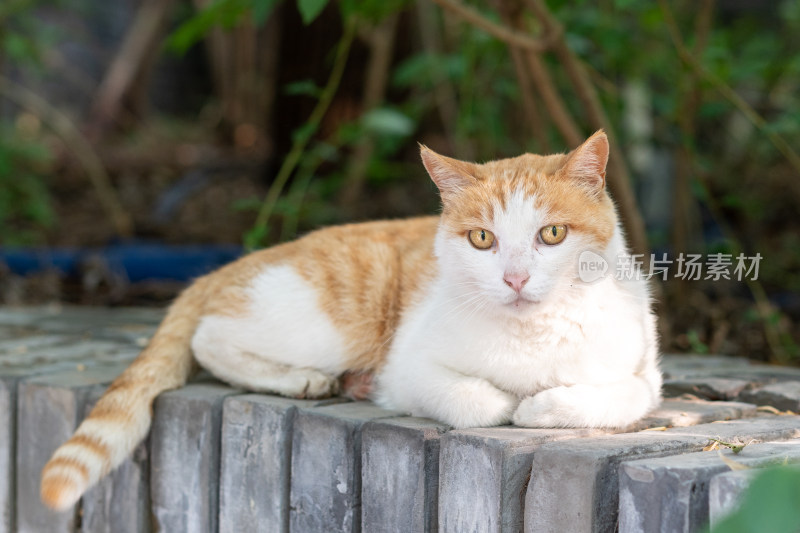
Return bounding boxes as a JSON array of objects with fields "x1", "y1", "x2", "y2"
[{"x1": 0, "y1": 0, "x2": 798, "y2": 363}]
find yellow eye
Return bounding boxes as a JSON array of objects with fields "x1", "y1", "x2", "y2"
[
  {"x1": 540, "y1": 224, "x2": 567, "y2": 245},
  {"x1": 468, "y1": 229, "x2": 495, "y2": 250}
]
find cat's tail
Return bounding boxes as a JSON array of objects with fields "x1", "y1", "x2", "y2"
[{"x1": 40, "y1": 277, "x2": 210, "y2": 511}]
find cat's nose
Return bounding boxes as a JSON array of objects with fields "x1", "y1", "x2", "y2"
[{"x1": 503, "y1": 272, "x2": 530, "y2": 293}]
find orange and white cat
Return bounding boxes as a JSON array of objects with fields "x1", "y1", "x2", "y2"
[{"x1": 40, "y1": 130, "x2": 661, "y2": 511}]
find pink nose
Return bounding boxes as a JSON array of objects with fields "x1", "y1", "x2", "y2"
[{"x1": 503, "y1": 272, "x2": 530, "y2": 293}]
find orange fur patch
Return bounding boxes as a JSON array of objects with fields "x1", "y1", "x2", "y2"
[
  {"x1": 42, "y1": 457, "x2": 90, "y2": 481},
  {"x1": 291, "y1": 216, "x2": 439, "y2": 371},
  {"x1": 41, "y1": 475, "x2": 81, "y2": 511},
  {"x1": 69, "y1": 434, "x2": 111, "y2": 460}
]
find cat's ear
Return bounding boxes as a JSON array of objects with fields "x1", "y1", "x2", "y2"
[
  {"x1": 561, "y1": 130, "x2": 609, "y2": 194},
  {"x1": 419, "y1": 145, "x2": 479, "y2": 200}
]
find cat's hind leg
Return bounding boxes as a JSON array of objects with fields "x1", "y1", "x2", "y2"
[
  {"x1": 191, "y1": 263, "x2": 353, "y2": 398},
  {"x1": 192, "y1": 315, "x2": 340, "y2": 398}
]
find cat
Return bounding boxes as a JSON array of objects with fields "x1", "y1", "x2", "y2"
[{"x1": 40, "y1": 130, "x2": 661, "y2": 511}]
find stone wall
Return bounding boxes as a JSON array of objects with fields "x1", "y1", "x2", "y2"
[{"x1": 2, "y1": 306, "x2": 800, "y2": 533}]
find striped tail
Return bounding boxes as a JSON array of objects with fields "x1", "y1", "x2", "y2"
[{"x1": 40, "y1": 279, "x2": 209, "y2": 511}]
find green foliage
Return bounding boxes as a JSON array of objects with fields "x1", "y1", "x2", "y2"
[
  {"x1": 168, "y1": 0, "x2": 412, "y2": 59},
  {"x1": 0, "y1": 0, "x2": 59, "y2": 244},
  {"x1": 297, "y1": 0, "x2": 327, "y2": 25},
  {"x1": 361, "y1": 108, "x2": 414, "y2": 137},
  {"x1": 0, "y1": 129, "x2": 55, "y2": 244},
  {"x1": 0, "y1": 0, "x2": 59, "y2": 69},
  {"x1": 707, "y1": 467, "x2": 800, "y2": 533},
  {"x1": 687, "y1": 329, "x2": 710, "y2": 354},
  {"x1": 167, "y1": 0, "x2": 280, "y2": 54},
  {"x1": 339, "y1": 0, "x2": 409, "y2": 23}
]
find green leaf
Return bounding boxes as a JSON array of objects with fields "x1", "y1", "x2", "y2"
[
  {"x1": 708, "y1": 467, "x2": 800, "y2": 533},
  {"x1": 253, "y1": 0, "x2": 281, "y2": 24},
  {"x1": 231, "y1": 196, "x2": 263, "y2": 213},
  {"x1": 297, "y1": 0, "x2": 328, "y2": 25},
  {"x1": 339, "y1": 0, "x2": 408, "y2": 23},
  {"x1": 292, "y1": 122, "x2": 318, "y2": 144},
  {"x1": 362, "y1": 108, "x2": 414, "y2": 136},
  {"x1": 167, "y1": 0, "x2": 248, "y2": 55},
  {"x1": 3, "y1": 32, "x2": 38, "y2": 63},
  {"x1": 243, "y1": 225, "x2": 268, "y2": 250},
  {"x1": 284, "y1": 79, "x2": 322, "y2": 97}
]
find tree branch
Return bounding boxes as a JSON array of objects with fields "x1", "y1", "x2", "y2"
[
  {"x1": 524, "y1": 0, "x2": 649, "y2": 256},
  {"x1": 340, "y1": 14, "x2": 399, "y2": 208},
  {"x1": 672, "y1": 0, "x2": 714, "y2": 266},
  {"x1": 429, "y1": 0, "x2": 555, "y2": 52},
  {"x1": 659, "y1": 0, "x2": 800, "y2": 183},
  {"x1": 88, "y1": 0, "x2": 175, "y2": 135},
  {"x1": 416, "y1": 0, "x2": 475, "y2": 159}
]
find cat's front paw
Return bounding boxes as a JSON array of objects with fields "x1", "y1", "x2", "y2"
[
  {"x1": 512, "y1": 386, "x2": 583, "y2": 428},
  {"x1": 440, "y1": 378, "x2": 519, "y2": 428}
]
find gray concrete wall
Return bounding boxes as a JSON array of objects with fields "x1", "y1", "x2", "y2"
[
  {"x1": 150, "y1": 383, "x2": 240, "y2": 533},
  {"x1": 80, "y1": 389, "x2": 151, "y2": 533},
  {"x1": 361, "y1": 417, "x2": 448, "y2": 533},
  {"x1": 5, "y1": 309, "x2": 800, "y2": 533},
  {"x1": 218, "y1": 394, "x2": 346, "y2": 533}
]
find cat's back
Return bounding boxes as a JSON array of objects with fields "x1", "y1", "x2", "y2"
[
  {"x1": 203, "y1": 216, "x2": 439, "y2": 371},
  {"x1": 290, "y1": 215, "x2": 439, "y2": 289},
  {"x1": 294, "y1": 216, "x2": 440, "y2": 367}
]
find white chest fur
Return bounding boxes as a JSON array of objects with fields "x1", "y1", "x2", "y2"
[{"x1": 375, "y1": 272, "x2": 658, "y2": 428}]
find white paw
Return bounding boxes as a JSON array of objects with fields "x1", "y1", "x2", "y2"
[
  {"x1": 513, "y1": 386, "x2": 583, "y2": 428},
  {"x1": 268, "y1": 368, "x2": 338, "y2": 399},
  {"x1": 440, "y1": 379, "x2": 519, "y2": 428},
  {"x1": 295, "y1": 368, "x2": 339, "y2": 399}
]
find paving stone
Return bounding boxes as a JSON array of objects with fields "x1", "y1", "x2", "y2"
[
  {"x1": 1, "y1": 335, "x2": 139, "y2": 531},
  {"x1": 361, "y1": 417, "x2": 449, "y2": 533},
  {"x1": 436, "y1": 399, "x2": 747, "y2": 533},
  {"x1": 629, "y1": 398, "x2": 756, "y2": 431},
  {"x1": 80, "y1": 389, "x2": 151, "y2": 533},
  {"x1": 660, "y1": 354, "x2": 754, "y2": 379},
  {"x1": 1, "y1": 349, "x2": 102, "y2": 533},
  {"x1": 0, "y1": 334, "x2": 76, "y2": 356},
  {"x1": 619, "y1": 441, "x2": 800, "y2": 533},
  {"x1": 739, "y1": 381, "x2": 800, "y2": 411},
  {"x1": 0, "y1": 378, "x2": 14, "y2": 533},
  {"x1": 218, "y1": 394, "x2": 347, "y2": 533},
  {"x1": 0, "y1": 307, "x2": 62, "y2": 328},
  {"x1": 524, "y1": 415, "x2": 800, "y2": 533},
  {"x1": 0, "y1": 339, "x2": 139, "y2": 374},
  {"x1": 150, "y1": 383, "x2": 239, "y2": 533},
  {"x1": 707, "y1": 469, "x2": 761, "y2": 527},
  {"x1": 439, "y1": 426, "x2": 606, "y2": 533},
  {"x1": 662, "y1": 377, "x2": 751, "y2": 401},
  {"x1": 0, "y1": 306, "x2": 162, "y2": 334},
  {"x1": 289, "y1": 402, "x2": 404, "y2": 533},
  {"x1": 15, "y1": 366, "x2": 126, "y2": 533}
]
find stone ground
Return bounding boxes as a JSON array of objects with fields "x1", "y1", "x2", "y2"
[{"x1": 1, "y1": 305, "x2": 799, "y2": 533}]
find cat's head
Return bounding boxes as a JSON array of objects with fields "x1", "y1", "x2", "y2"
[{"x1": 421, "y1": 131, "x2": 619, "y2": 316}]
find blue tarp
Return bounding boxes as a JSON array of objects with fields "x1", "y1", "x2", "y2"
[{"x1": 0, "y1": 243, "x2": 243, "y2": 282}]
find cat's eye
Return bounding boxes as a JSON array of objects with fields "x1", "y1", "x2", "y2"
[
  {"x1": 540, "y1": 224, "x2": 567, "y2": 245},
  {"x1": 468, "y1": 229, "x2": 495, "y2": 250}
]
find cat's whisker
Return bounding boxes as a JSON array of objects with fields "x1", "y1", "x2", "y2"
[{"x1": 436, "y1": 292, "x2": 490, "y2": 322}]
